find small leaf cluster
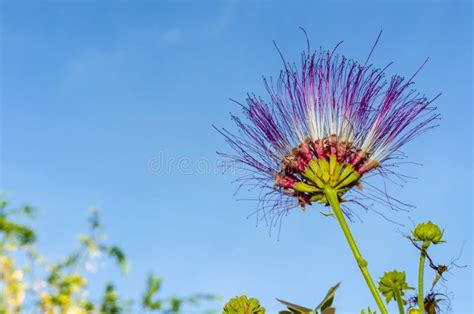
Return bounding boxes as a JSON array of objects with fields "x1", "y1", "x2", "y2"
[{"x1": 0, "y1": 196, "x2": 218, "y2": 313}]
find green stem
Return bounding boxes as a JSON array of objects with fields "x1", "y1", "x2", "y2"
[
  {"x1": 393, "y1": 286, "x2": 405, "y2": 314},
  {"x1": 324, "y1": 187, "x2": 388, "y2": 314},
  {"x1": 418, "y1": 243, "x2": 429, "y2": 313}
]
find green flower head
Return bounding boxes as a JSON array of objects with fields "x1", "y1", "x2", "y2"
[
  {"x1": 411, "y1": 221, "x2": 444, "y2": 245},
  {"x1": 378, "y1": 270, "x2": 414, "y2": 304},
  {"x1": 408, "y1": 308, "x2": 422, "y2": 314},
  {"x1": 223, "y1": 296, "x2": 265, "y2": 314}
]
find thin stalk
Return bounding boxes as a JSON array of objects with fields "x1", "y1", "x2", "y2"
[
  {"x1": 393, "y1": 286, "x2": 405, "y2": 314},
  {"x1": 324, "y1": 187, "x2": 388, "y2": 314},
  {"x1": 418, "y1": 242, "x2": 429, "y2": 313}
]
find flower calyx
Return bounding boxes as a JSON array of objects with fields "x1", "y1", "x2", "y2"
[
  {"x1": 378, "y1": 270, "x2": 414, "y2": 304},
  {"x1": 411, "y1": 221, "x2": 444, "y2": 246}
]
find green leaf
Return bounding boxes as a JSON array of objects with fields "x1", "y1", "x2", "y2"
[
  {"x1": 276, "y1": 299, "x2": 314, "y2": 313},
  {"x1": 87, "y1": 208, "x2": 101, "y2": 230},
  {"x1": 107, "y1": 246, "x2": 129, "y2": 274},
  {"x1": 100, "y1": 283, "x2": 123, "y2": 314},
  {"x1": 60, "y1": 251, "x2": 81, "y2": 268},
  {"x1": 0, "y1": 198, "x2": 8, "y2": 210},
  {"x1": 21, "y1": 205, "x2": 37, "y2": 217},
  {"x1": 320, "y1": 211, "x2": 334, "y2": 217},
  {"x1": 321, "y1": 308, "x2": 335, "y2": 314},
  {"x1": 170, "y1": 297, "x2": 182, "y2": 312},
  {"x1": 0, "y1": 216, "x2": 36, "y2": 245},
  {"x1": 315, "y1": 282, "x2": 341, "y2": 311},
  {"x1": 142, "y1": 273, "x2": 162, "y2": 310}
]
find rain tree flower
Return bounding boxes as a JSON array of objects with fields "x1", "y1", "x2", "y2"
[
  {"x1": 216, "y1": 31, "x2": 439, "y2": 314},
  {"x1": 217, "y1": 32, "x2": 439, "y2": 220}
]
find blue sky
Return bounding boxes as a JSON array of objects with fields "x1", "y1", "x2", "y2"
[{"x1": 1, "y1": 1, "x2": 472, "y2": 313}]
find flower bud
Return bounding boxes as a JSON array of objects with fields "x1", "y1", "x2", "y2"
[
  {"x1": 223, "y1": 295, "x2": 265, "y2": 314},
  {"x1": 408, "y1": 308, "x2": 422, "y2": 314},
  {"x1": 411, "y1": 221, "x2": 444, "y2": 245},
  {"x1": 378, "y1": 270, "x2": 414, "y2": 304}
]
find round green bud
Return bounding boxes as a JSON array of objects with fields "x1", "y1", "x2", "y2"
[
  {"x1": 412, "y1": 221, "x2": 444, "y2": 245},
  {"x1": 378, "y1": 270, "x2": 414, "y2": 304},
  {"x1": 223, "y1": 296, "x2": 265, "y2": 314},
  {"x1": 408, "y1": 308, "x2": 422, "y2": 314}
]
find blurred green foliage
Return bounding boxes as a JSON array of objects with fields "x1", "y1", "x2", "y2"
[{"x1": 0, "y1": 195, "x2": 218, "y2": 313}]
